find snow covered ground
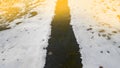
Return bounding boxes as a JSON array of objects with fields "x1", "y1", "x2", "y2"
[
  {"x1": 69, "y1": 0, "x2": 120, "y2": 68},
  {"x1": 0, "y1": 0, "x2": 56, "y2": 68},
  {"x1": 1, "y1": 0, "x2": 120, "y2": 68}
]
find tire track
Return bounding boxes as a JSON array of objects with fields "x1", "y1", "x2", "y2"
[{"x1": 44, "y1": 0, "x2": 82, "y2": 68}]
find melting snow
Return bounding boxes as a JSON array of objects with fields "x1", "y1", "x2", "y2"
[
  {"x1": 0, "y1": 0, "x2": 56, "y2": 68},
  {"x1": 69, "y1": 0, "x2": 120, "y2": 68}
]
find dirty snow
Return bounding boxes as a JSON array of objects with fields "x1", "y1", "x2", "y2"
[
  {"x1": 69, "y1": 0, "x2": 120, "y2": 68},
  {"x1": 1, "y1": 0, "x2": 120, "y2": 68},
  {"x1": 0, "y1": 0, "x2": 56, "y2": 68}
]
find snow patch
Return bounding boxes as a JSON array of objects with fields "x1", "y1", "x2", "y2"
[
  {"x1": 0, "y1": 0, "x2": 57, "y2": 68},
  {"x1": 69, "y1": 0, "x2": 120, "y2": 68}
]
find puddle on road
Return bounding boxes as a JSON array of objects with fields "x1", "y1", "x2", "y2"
[{"x1": 44, "y1": 0, "x2": 82, "y2": 68}]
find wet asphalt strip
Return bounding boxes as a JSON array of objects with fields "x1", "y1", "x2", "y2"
[{"x1": 44, "y1": 0, "x2": 82, "y2": 68}]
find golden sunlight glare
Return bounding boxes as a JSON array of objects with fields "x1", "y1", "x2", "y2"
[{"x1": 0, "y1": 0, "x2": 43, "y2": 24}]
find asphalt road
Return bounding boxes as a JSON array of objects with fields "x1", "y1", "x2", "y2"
[{"x1": 44, "y1": 0, "x2": 82, "y2": 68}]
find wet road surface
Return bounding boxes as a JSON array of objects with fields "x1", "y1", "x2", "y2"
[{"x1": 44, "y1": 0, "x2": 82, "y2": 68}]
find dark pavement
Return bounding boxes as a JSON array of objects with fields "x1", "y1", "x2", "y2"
[{"x1": 44, "y1": 0, "x2": 82, "y2": 68}]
